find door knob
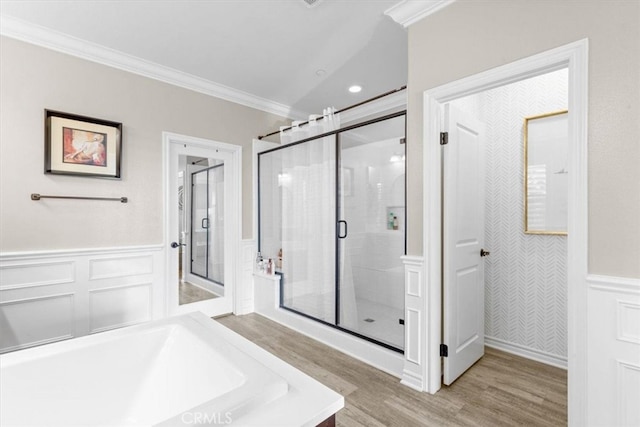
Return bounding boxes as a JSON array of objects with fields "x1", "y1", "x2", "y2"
[
  {"x1": 170, "y1": 242, "x2": 185, "y2": 249},
  {"x1": 480, "y1": 248, "x2": 491, "y2": 257}
]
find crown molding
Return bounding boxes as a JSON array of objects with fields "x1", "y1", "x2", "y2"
[
  {"x1": 385, "y1": 0, "x2": 455, "y2": 28},
  {"x1": 0, "y1": 15, "x2": 305, "y2": 120}
]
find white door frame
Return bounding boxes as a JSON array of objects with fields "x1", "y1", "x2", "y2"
[
  {"x1": 162, "y1": 132, "x2": 242, "y2": 317},
  {"x1": 422, "y1": 39, "x2": 588, "y2": 426}
]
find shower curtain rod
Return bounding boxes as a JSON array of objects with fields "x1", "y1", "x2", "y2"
[{"x1": 257, "y1": 85, "x2": 407, "y2": 140}]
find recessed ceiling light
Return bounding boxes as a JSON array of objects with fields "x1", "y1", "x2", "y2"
[
  {"x1": 315, "y1": 69, "x2": 326, "y2": 76},
  {"x1": 348, "y1": 85, "x2": 362, "y2": 93}
]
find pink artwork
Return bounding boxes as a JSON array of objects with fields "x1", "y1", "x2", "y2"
[{"x1": 62, "y1": 127, "x2": 107, "y2": 167}]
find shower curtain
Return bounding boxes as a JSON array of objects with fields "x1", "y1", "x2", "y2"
[{"x1": 279, "y1": 110, "x2": 357, "y2": 326}]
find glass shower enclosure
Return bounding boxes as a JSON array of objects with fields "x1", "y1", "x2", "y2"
[
  {"x1": 191, "y1": 163, "x2": 225, "y2": 288},
  {"x1": 258, "y1": 112, "x2": 406, "y2": 351}
]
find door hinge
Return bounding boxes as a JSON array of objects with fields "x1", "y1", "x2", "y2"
[
  {"x1": 440, "y1": 132, "x2": 449, "y2": 145},
  {"x1": 399, "y1": 318, "x2": 405, "y2": 325},
  {"x1": 400, "y1": 137, "x2": 406, "y2": 145},
  {"x1": 440, "y1": 344, "x2": 448, "y2": 357}
]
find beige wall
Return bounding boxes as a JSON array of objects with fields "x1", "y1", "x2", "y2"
[
  {"x1": 406, "y1": 0, "x2": 640, "y2": 278},
  {"x1": 0, "y1": 37, "x2": 287, "y2": 251}
]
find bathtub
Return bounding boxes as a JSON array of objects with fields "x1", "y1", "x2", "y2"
[{"x1": 0, "y1": 312, "x2": 343, "y2": 426}]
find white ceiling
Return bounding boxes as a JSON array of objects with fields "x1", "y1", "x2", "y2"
[{"x1": 0, "y1": 0, "x2": 409, "y2": 118}]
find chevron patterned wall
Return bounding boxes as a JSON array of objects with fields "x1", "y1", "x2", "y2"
[{"x1": 453, "y1": 69, "x2": 569, "y2": 361}]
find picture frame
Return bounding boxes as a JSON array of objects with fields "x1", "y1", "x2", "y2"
[
  {"x1": 524, "y1": 110, "x2": 568, "y2": 235},
  {"x1": 45, "y1": 110, "x2": 122, "y2": 179}
]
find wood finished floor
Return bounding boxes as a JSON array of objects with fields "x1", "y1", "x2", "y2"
[
  {"x1": 217, "y1": 314, "x2": 567, "y2": 427},
  {"x1": 178, "y1": 281, "x2": 217, "y2": 305}
]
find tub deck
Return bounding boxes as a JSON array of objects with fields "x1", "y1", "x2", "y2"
[{"x1": 0, "y1": 312, "x2": 343, "y2": 426}]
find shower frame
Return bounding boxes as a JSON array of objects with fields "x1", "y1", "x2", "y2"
[
  {"x1": 190, "y1": 163, "x2": 224, "y2": 287},
  {"x1": 257, "y1": 110, "x2": 407, "y2": 353}
]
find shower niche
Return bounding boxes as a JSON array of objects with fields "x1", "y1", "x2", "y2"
[{"x1": 258, "y1": 113, "x2": 406, "y2": 351}]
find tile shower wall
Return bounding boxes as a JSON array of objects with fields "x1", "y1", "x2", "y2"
[{"x1": 453, "y1": 69, "x2": 568, "y2": 362}]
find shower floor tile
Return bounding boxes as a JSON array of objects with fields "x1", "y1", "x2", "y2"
[
  {"x1": 283, "y1": 292, "x2": 404, "y2": 350},
  {"x1": 347, "y1": 298, "x2": 404, "y2": 350}
]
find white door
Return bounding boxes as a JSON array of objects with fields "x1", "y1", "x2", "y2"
[
  {"x1": 442, "y1": 104, "x2": 487, "y2": 385},
  {"x1": 165, "y1": 134, "x2": 240, "y2": 317}
]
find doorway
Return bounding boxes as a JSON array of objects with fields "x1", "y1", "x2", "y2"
[
  {"x1": 163, "y1": 132, "x2": 241, "y2": 317},
  {"x1": 422, "y1": 40, "x2": 588, "y2": 423},
  {"x1": 442, "y1": 68, "x2": 569, "y2": 385}
]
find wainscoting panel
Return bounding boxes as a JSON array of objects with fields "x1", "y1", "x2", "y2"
[
  {"x1": 617, "y1": 360, "x2": 640, "y2": 427},
  {"x1": 89, "y1": 283, "x2": 152, "y2": 333},
  {"x1": 405, "y1": 308, "x2": 420, "y2": 364},
  {"x1": 0, "y1": 245, "x2": 163, "y2": 353},
  {"x1": 89, "y1": 255, "x2": 154, "y2": 281},
  {"x1": 617, "y1": 300, "x2": 640, "y2": 345},
  {"x1": 401, "y1": 255, "x2": 426, "y2": 391},
  {"x1": 587, "y1": 275, "x2": 640, "y2": 426},
  {"x1": 0, "y1": 260, "x2": 75, "y2": 290},
  {"x1": 0, "y1": 293, "x2": 75, "y2": 352}
]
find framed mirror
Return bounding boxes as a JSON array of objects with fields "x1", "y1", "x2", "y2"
[{"x1": 524, "y1": 110, "x2": 568, "y2": 235}]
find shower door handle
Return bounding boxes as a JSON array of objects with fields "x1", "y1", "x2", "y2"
[
  {"x1": 337, "y1": 220, "x2": 348, "y2": 239},
  {"x1": 201, "y1": 218, "x2": 209, "y2": 229}
]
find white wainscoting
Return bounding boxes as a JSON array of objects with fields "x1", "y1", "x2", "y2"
[
  {"x1": 235, "y1": 239, "x2": 256, "y2": 315},
  {"x1": 587, "y1": 275, "x2": 640, "y2": 427},
  {"x1": 401, "y1": 255, "x2": 427, "y2": 391},
  {"x1": 0, "y1": 245, "x2": 164, "y2": 353}
]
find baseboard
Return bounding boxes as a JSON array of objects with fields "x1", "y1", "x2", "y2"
[
  {"x1": 400, "y1": 368, "x2": 424, "y2": 391},
  {"x1": 485, "y1": 336, "x2": 567, "y2": 369}
]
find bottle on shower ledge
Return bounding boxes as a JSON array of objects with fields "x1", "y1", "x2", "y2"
[
  {"x1": 266, "y1": 258, "x2": 274, "y2": 275},
  {"x1": 276, "y1": 248, "x2": 283, "y2": 270},
  {"x1": 393, "y1": 215, "x2": 399, "y2": 230},
  {"x1": 388, "y1": 212, "x2": 394, "y2": 230}
]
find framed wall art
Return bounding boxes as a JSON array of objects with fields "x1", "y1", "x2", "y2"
[{"x1": 45, "y1": 110, "x2": 122, "y2": 179}]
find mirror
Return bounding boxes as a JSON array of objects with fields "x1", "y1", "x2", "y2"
[
  {"x1": 178, "y1": 155, "x2": 225, "y2": 305},
  {"x1": 524, "y1": 110, "x2": 568, "y2": 235}
]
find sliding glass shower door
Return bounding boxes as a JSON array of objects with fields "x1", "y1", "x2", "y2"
[
  {"x1": 337, "y1": 116, "x2": 406, "y2": 349},
  {"x1": 191, "y1": 164, "x2": 224, "y2": 286},
  {"x1": 258, "y1": 112, "x2": 406, "y2": 351}
]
